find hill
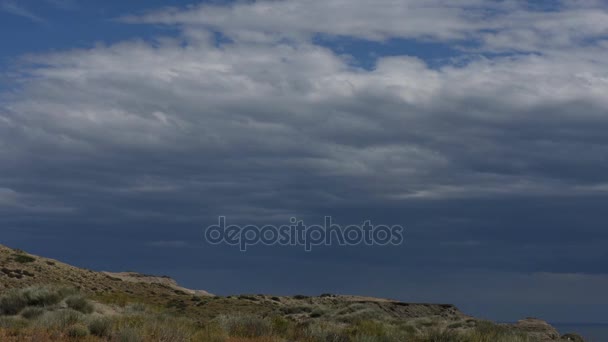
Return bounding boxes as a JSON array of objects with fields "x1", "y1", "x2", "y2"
[{"x1": 0, "y1": 244, "x2": 584, "y2": 341}]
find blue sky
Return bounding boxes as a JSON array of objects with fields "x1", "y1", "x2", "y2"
[{"x1": 2, "y1": 0, "x2": 608, "y2": 324}]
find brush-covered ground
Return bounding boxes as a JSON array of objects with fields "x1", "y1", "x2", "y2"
[{"x1": 0, "y1": 244, "x2": 584, "y2": 342}]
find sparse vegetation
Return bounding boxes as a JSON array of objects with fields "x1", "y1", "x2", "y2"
[
  {"x1": 65, "y1": 295, "x2": 94, "y2": 314},
  {"x1": 12, "y1": 253, "x2": 36, "y2": 264},
  {"x1": 0, "y1": 245, "x2": 573, "y2": 341},
  {"x1": 0, "y1": 285, "x2": 555, "y2": 341}
]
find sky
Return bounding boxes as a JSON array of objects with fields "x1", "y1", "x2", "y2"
[{"x1": 1, "y1": 0, "x2": 608, "y2": 324}]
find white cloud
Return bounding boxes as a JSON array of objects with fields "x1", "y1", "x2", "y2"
[
  {"x1": 1, "y1": 1, "x2": 45, "y2": 23},
  {"x1": 122, "y1": 0, "x2": 608, "y2": 53},
  {"x1": 1, "y1": 1, "x2": 608, "y2": 220}
]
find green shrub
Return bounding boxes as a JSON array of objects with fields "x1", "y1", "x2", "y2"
[
  {"x1": 421, "y1": 328, "x2": 466, "y2": 342},
  {"x1": 304, "y1": 321, "x2": 350, "y2": 342},
  {"x1": 0, "y1": 290, "x2": 28, "y2": 315},
  {"x1": 12, "y1": 254, "x2": 36, "y2": 263},
  {"x1": 124, "y1": 302, "x2": 147, "y2": 313},
  {"x1": 271, "y1": 316, "x2": 291, "y2": 335},
  {"x1": 22, "y1": 286, "x2": 67, "y2": 306},
  {"x1": 0, "y1": 316, "x2": 28, "y2": 329},
  {"x1": 34, "y1": 309, "x2": 83, "y2": 329},
  {"x1": 88, "y1": 316, "x2": 113, "y2": 337},
  {"x1": 117, "y1": 327, "x2": 144, "y2": 342},
  {"x1": 281, "y1": 305, "x2": 312, "y2": 314},
  {"x1": 20, "y1": 306, "x2": 45, "y2": 319},
  {"x1": 351, "y1": 321, "x2": 388, "y2": 337},
  {"x1": 145, "y1": 315, "x2": 196, "y2": 341},
  {"x1": 0, "y1": 285, "x2": 77, "y2": 315},
  {"x1": 310, "y1": 308, "x2": 325, "y2": 318},
  {"x1": 67, "y1": 323, "x2": 90, "y2": 337},
  {"x1": 65, "y1": 295, "x2": 94, "y2": 314},
  {"x1": 216, "y1": 314, "x2": 272, "y2": 338}
]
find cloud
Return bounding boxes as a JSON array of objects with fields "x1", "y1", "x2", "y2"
[
  {"x1": 121, "y1": 0, "x2": 608, "y2": 53},
  {"x1": 1, "y1": 1, "x2": 45, "y2": 23},
  {"x1": 3, "y1": 35, "x2": 607, "y2": 215}
]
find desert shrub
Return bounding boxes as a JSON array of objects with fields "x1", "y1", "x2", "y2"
[
  {"x1": 420, "y1": 328, "x2": 466, "y2": 342},
  {"x1": 20, "y1": 307, "x2": 45, "y2": 319},
  {"x1": 281, "y1": 305, "x2": 312, "y2": 315},
  {"x1": 65, "y1": 295, "x2": 94, "y2": 314},
  {"x1": 393, "y1": 323, "x2": 417, "y2": 337},
  {"x1": 463, "y1": 323, "x2": 532, "y2": 342},
  {"x1": 310, "y1": 308, "x2": 325, "y2": 318},
  {"x1": 238, "y1": 295, "x2": 258, "y2": 301},
  {"x1": 12, "y1": 254, "x2": 36, "y2": 263},
  {"x1": 351, "y1": 321, "x2": 387, "y2": 337},
  {"x1": 448, "y1": 322, "x2": 465, "y2": 329},
  {"x1": 216, "y1": 314, "x2": 272, "y2": 338},
  {"x1": 67, "y1": 323, "x2": 90, "y2": 337},
  {"x1": 116, "y1": 327, "x2": 144, "y2": 342},
  {"x1": 0, "y1": 290, "x2": 28, "y2": 315},
  {"x1": 271, "y1": 316, "x2": 291, "y2": 335},
  {"x1": 0, "y1": 316, "x2": 28, "y2": 329},
  {"x1": 166, "y1": 299, "x2": 188, "y2": 310},
  {"x1": 23, "y1": 286, "x2": 67, "y2": 306},
  {"x1": 88, "y1": 316, "x2": 113, "y2": 337},
  {"x1": 337, "y1": 307, "x2": 389, "y2": 323},
  {"x1": 191, "y1": 321, "x2": 226, "y2": 342},
  {"x1": 293, "y1": 295, "x2": 309, "y2": 300},
  {"x1": 34, "y1": 308, "x2": 83, "y2": 329},
  {"x1": 304, "y1": 321, "x2": 349, "y2": 342},
  {"x1": 124, "y1": 302, "x2": 147, "y2": 313},
  {"x1": 142, "y1": 314, "x2": 198, "y2": 339},
  {"x1": 461, "y1": 320, "x2": 532, "y2": 342},
  {"x1": 0, "y1": 285, "x2": 78, "y2": 315}
]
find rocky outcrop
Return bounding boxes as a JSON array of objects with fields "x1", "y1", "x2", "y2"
[
  {"x1": 103, "y1": 271, "x2": 213, "y2": 296},
  {"x1": 513, "y1": 318, "x2": 561, "y2": 341}
]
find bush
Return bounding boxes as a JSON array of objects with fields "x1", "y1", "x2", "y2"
[
  {"x1": 145, "y1": 315, "x2": 196, "y2": 341},
  {"x1": 124, "y1": 302, "x2": 147, "y2": 313},
  {"x1": 0, "y1": 316, "x2": 28, "y2": 329},
  {"x1": 34, "y1": 309, "x2": 83, "y2": 329},
  {"x1": 271, "y1": 316, "x2": 291, "y2": 335},
  {"x1": 0, "y1": 285, "x2": 77, "y2": 315},
  {"x1": 65, "y1": 295, "x2": 94, "y2": 314},
  {"x1": 117, "y1": 327, "x2": 144, "y2": 342},
  {"x1": 22, "y1": 286, "x2": 67, "y2": 306},
  {"x1": 12, "y1": 254, "x2": 36, "y2": 263},
  {"x1": 88, "y1": 316, "x2": 113, "y2": 337},
  {"x1": 67, "y1": 323, "x2": 90, "y2": 337},
  {"x1": 310, "y1": 308, "x2": 325, "y2": 318},
  {"x1": 304, "y1": 321, "x2": 350, "y2": 342},
  {"x1": 216, "y1": 314, "x2": 272, "y2": 338},
  {"x1": 20, "y1": 307, "x2": 45, "y2": 319},
  {"x1": 421, "y1": 329, "x2": 466, "y2": 342},
  {"x1": 351, "y1": 321, "x2": 388, "y2": 337},
  {"x1": 0, "y1": 290, "x2": 28, "y2": 315}
]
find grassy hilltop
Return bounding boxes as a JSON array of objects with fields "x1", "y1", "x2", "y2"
[{"x1": 0, "y1": 244, "x2": 583, "y2": 341}]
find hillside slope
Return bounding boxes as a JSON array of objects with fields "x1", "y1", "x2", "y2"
[{"x1": 0, "y1": 243, "x2": 583, "y2": 341}]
